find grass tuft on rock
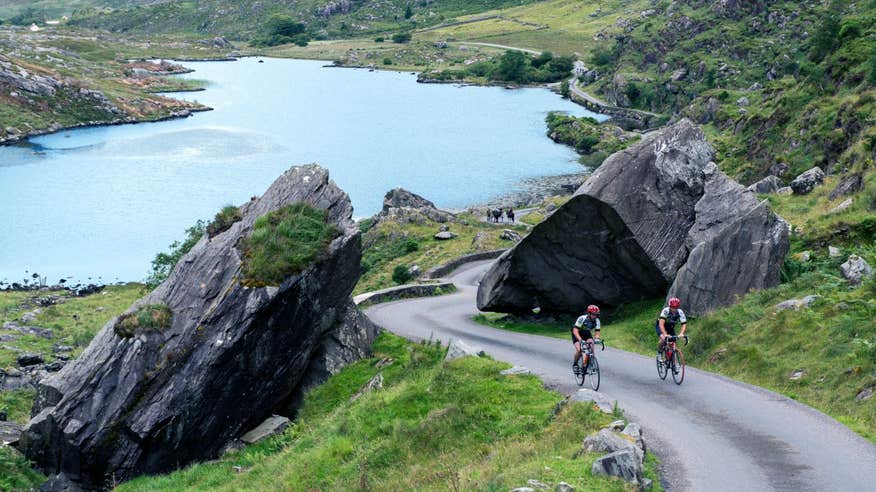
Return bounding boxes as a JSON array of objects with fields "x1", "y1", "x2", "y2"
[
  {"x1": 114, "y1": 304, "x2": 173, "y2": 338},
  {"x1": 206, "y1": 205, "x2": 242, "y2": 238},
  {"x1": 240, "y1": 203, "x2": 341, "y2": 287}
]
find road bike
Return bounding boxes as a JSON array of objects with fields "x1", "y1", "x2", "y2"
[
  {"x1": 657, "y1": 335, "x2": 688, "y2": 385},
  {"x1": 573, "y1": 339, "x2": 605, "y2": 390}
]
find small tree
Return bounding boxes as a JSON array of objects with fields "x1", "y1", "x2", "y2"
[
  {"x1": 392, "y1": 32, "x2": 412, "y2": 43},
  {"x1": 404, "y1": 5, "x2": 413, "y2": 19},
  {"x1": 495, "y1": 50, "x2": 528, "y2": 82},
  {"x1": 392, "y1": 265, "x2": 413, "y2": 284},
  {"x1": 560, "y1": 79, "x2": 571, "y2": 98}
]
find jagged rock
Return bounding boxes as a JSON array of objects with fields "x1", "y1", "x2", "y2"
[
  {"x1": 527, "y1": 479, "x2": 549, "y2": 489},
  {"x1": 790, "y1": 369, "x2": 805, "y2": 380},
  {"x1": 376, "y1": 188, "x2": 453, "y2": 224},
  {"x1": 555, "y1": 483, "x2": 575, "y2": 492},
  {"x1": 240, "y1": 415, "x2": 290, "y2": 445},
  {"x1": 829, "y1": 246, "x2": 841, "y2": 258},
  {"x1": 477, "y1": 120, "x2": 788, "y2": 315},
  {"x1": 591, "y1": 449, "x2": 644, "y2": 486},
  {"x1": 3, "y1": 322, "x2": 53, "y2": 339},
  {"x1": 1, "y1": 421, "x2": 23, "y2": 445},
  {"x1": 747, "y1": 175, "x2": 783, "y2": 194},
  {"x1": 582, "y1": 429, "x2": 643, "y2": 463},
  {"x1": 776, "y1": 186, "x2": 793, "y2": 195},
  {"x1": 856, "y1": 387, "x2": 874, "y2": 401},
  {"x1": 18, "y1": 353, "x2": 44, "y2": 367},
  {"x1": 350, "y1": 373, "x2": 383, "y2": 402},
  {"x1": 829, "y1": 173, "x2": 863, "y2": 200},
  {"x1": 408, "y1": 264, "x2": 421, "y2": 278},
  {"x1": 829, "y1": 198, "x2": 853, "y2": 214},
  {"x1": 38, "y1": 473, "x2": 84, "y2": 492},
  {"x1": 737, "y1": 96, "x2": 749, "y2": 106},
  {"x1": 670, "y1": 68, "x2": 688, "y2": 82},
  {"x1": 445, "y1": 339, "x2": 482, "y2": 361},
  {"x1": 607, "y1": 420, "x2": 625, "y2": 431},
  {"x1": 769, "y1": 162, "x2": 789, "y2": 177},
  {"x1": 790, "y1": 167, "x2": 825, "y2": 195},
  {"x1": 796, "y1": 251, "x2": 811, "y2": 262},
  {"x1": 20, "y1": 165, "x2": 379, "y2": 488},
  {"x1": 511, "y1": 488, "x2": 536, "y2": 492},
  {"x1": 840, "y1": 255, "x2": 873, "y2": 286},
  {"x1": 44, "y1": 361, "x2": 66, "y2": 372},
  {"x1": 500, "y1": 229, "x2": 522, "y2": 242},
  {"x1": 471, "y1": 231, "x2": 490, "y2": 251}
]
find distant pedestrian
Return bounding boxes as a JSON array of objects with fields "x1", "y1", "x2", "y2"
[{"x1": 507, "y1": 207, "x2": 515, "y2": 223}]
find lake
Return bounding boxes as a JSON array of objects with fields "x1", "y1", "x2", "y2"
[{"x1": 0, "y1": 57, "x2": 602, "y2": 284}]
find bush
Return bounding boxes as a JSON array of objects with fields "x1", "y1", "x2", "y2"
[
  {"x1": 392, "y1": 32, "x2": 412, "y2": 43},
  {"x1": 383, "y1": 58, "x2": 393, "y2": 65},
  {"x1": 560, "y1": 79, "x2": 570, "y2": 98},
  {"x1": 239, "y1": 203, "x2": 340, "y2": 286},
  {"x1": 114, "y1": 304, "x2": 172, "y2": 338},
  {"x1": 206, "y1": 205, "x2": 242, "y2": 238},
  {"x1": 392, "y1": 265, "x2": 413, "y2": 284},
  {"x1": 374, "y1": 36, "x2": 384, "y2": 43},
  {"x1": 402, "y1": 237, "x2": 420, "y2": 253}
]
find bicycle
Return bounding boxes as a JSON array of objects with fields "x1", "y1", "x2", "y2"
[
  {"x1": 573, "y1": 339, "x2": 605, "y2": 390},
  {"x1": 656, "y1": 335, "x2": 688, "y2": 385}
]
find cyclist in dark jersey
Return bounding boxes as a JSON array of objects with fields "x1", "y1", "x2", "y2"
[
  {"x1": 656, "y1": 297, "x2": 687, "y2": 354},
  {"x1": 572, "y1": 304, "x2": 601, "y2": 373}
]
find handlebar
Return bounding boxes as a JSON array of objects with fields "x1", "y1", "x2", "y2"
[{"x1": 666, "y1": 335, "x2": 689, "y2": 345}]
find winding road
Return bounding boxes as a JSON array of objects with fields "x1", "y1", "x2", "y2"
[{"x1": 365, "y1": 260, "x2": 876, "y2": 491}]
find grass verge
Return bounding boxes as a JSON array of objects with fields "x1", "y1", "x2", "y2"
[{"x1": 119, "y1": 332, "x2": 660, "y2": 491}]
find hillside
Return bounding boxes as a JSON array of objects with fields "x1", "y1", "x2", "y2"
[
  {"x1": 49, "y1": 1, "x2": 538, "y2": 39},
  {"x1": 0, "y1": 25, "x2": 231, "y2": 143}
]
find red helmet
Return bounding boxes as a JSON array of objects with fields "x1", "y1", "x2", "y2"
[
  {"x1": 669, "y1": 297, "x2": 681, "y2": 308},
  {"x1": 587, "y1": 304, "x2": 600, "y2": 315}
]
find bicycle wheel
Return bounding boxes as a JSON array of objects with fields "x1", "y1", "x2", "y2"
[
  {"x1": 574, "y1": 362, "x2": 585, "y2": 386},
  {"x1": 672, "y1": 349, "x2": 685, "y2": 385},
  {"x1": 656, "y1": 352, "x2": 668, "y2": 380},
  {"x1": 588, "y1": 355, "x2": 600, "y2": 391}
]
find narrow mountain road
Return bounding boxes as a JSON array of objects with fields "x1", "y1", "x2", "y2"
[
  {"x1": 365, "y1": 260, "x2": 876, "y2": 491},
  {"x1": 457, "y1": 41, "x2": 543, "y2": 55}
]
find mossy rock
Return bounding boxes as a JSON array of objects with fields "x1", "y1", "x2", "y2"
[
  {"x1": 206, "y1": 205, "x2": 242, "y2": 238},
  {"x1": 239, "y1": 202, "x2": 341, "y2": 287},
  {"x1": 113, "y1": 304, "x2": 173, "y2": 338}
]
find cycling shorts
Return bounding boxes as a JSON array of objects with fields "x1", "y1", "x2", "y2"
[
  {"x1": 572, "y1": 330, "x2": 593, "y2": 344},
  {"x1": 654, "y1": 320, "x2": 676, "y2": 337}
]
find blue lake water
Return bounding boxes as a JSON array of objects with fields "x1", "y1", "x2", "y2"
[{"x1": 0, "y1": 57, "x2": 601, "y2": 284}]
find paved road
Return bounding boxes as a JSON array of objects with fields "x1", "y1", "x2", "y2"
[
  {"x1": 458, "y1": 41, "x2": 542, "y2": 55},
  {"x1": 365, "y1": 260, "x2": 876, "y2": 491}
]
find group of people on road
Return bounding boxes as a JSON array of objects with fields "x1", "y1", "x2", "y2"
[
  {"x1": 572, "y1": 297, "x2": 688, "y2": 373},
  {"x1": 486, "y1": 207, "x2": 515, "y2": 223}
]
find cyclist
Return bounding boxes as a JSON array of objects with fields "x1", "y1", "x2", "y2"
[
  {"x1": 572, "y1": 304, "x2": 601, "y2": 373},
  {"x1": 656, "y1": 297, "x2": 687, "y2": 355}
]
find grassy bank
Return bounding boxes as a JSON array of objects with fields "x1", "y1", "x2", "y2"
[
  {"x1": 356, "y1": 212, "x2": 524, "y2": 295},
  {"x1": 119, "y1": 332, "x2": 660, "y2": 491}
]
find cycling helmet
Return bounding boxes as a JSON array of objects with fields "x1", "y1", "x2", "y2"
[
  {"x1": 669, "y1": 297, "x2": 681, "y2": 308},
  {"x1": 587, "y1": 304, "x2": 600, "y2": 315}
]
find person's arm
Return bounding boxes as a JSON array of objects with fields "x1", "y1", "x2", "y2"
[
  {"x1": 572, "y1": 326, "x2": 582, "y2": 342},
  {"x1": 594, "y1": 318, "x2": 601, "y2": 340},
  {"x1": 679, "y1": 323, "x2": 687, "y2": 336},
  {"x1": 659, "y1": 318, "x2": 667, "y2": 337},
  {"x1": 678, "y1": 310, "x2": 688, "y2": 336}
]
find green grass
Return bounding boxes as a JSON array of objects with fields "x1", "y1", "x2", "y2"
[
  {"x1": 240, "y1": 203, "x2": 341, "y2": 287},
  {"x1": 119, "y1": 332, "x2": 659, "y2": 491},
  {"x1": 206, "y1": 204, "x2": 242, "y2": 238},
  {"x1": 0, "y1": 447, "x2": 45, "y2": 492},
  {"x1": 113, "y1": 303, "x2": 172, "y2": 338},
  {"x1": 357, "y1": 213, "x2": 519, "y2": 294}
]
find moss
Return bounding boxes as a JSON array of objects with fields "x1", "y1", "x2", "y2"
[
  {"x1": 239, "y1": 203, "x2": 341, "y2": 287},
  {"x1": 113, "y1": 304, "x2": 173, "y2": 339},
  {"x1": 206, "y1": 204, "x2": 242, "y2": 238}
]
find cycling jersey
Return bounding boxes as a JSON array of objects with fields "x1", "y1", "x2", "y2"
[
  {"x1": 654, "y1": 307, "x2": 686, "y2": 336},
  {"x1": 572, "y1": 315, "x2": 600, "y2": 343}
]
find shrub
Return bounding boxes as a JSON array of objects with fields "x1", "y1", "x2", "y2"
[
  {"x1": 392, "y1": 265, "x2": 413, "y2": 284},
  {"x1": 206, "y1": 205, "x2": 242, "y2": 238},
  {"x1": 402, "y1": 237, "x2": 420, "y2": 253},
  {"x1": 383, "y1": 58, "x2": 393, "y2": 65},
  {"x1": 239, "y1": 203, "x2": 340, "y2": 286},
  {"x1": 114, "y1": 304, "x2": 172, "y2": 338},
  {"x1": 374, "y1": 36, "x2": 384, "y2": 43},
  {"x1": 392, "y1": 32, "x2": 412, "y2": 43},
  {"x1": 560, "y1": 79, "x2": 570, "y2": 98}
]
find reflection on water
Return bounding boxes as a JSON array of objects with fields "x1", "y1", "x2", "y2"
[{"x1": 0, "y1": 57, "x2": 602, "y2": 283}]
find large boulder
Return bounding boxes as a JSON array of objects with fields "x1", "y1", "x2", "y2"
[
  {"x1": 375, "y1": 188, "x2": 453, "y2": 224},
  {"x1": 790, "y1": 167, "x2": 825, "y2": 195},
  {"x1": 19, "y1": 165, "x2": 379, "y2": 488},
  {"x1": 477, "y1": 120, "x2": 789, "y2": 316},
  {"x1": 828, "y1": 173, "x2": 864, "y2": 200}
]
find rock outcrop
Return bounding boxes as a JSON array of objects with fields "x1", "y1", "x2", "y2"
[
  {"x1": 478, "y1": 120, "x2": 789, "y2": 316},
  {"x1": 375, "y1": 188, "x2": 454, "y2": 224},
  {"x1": 20, "y1": 165, "x2": 379, "y2": 488}
]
